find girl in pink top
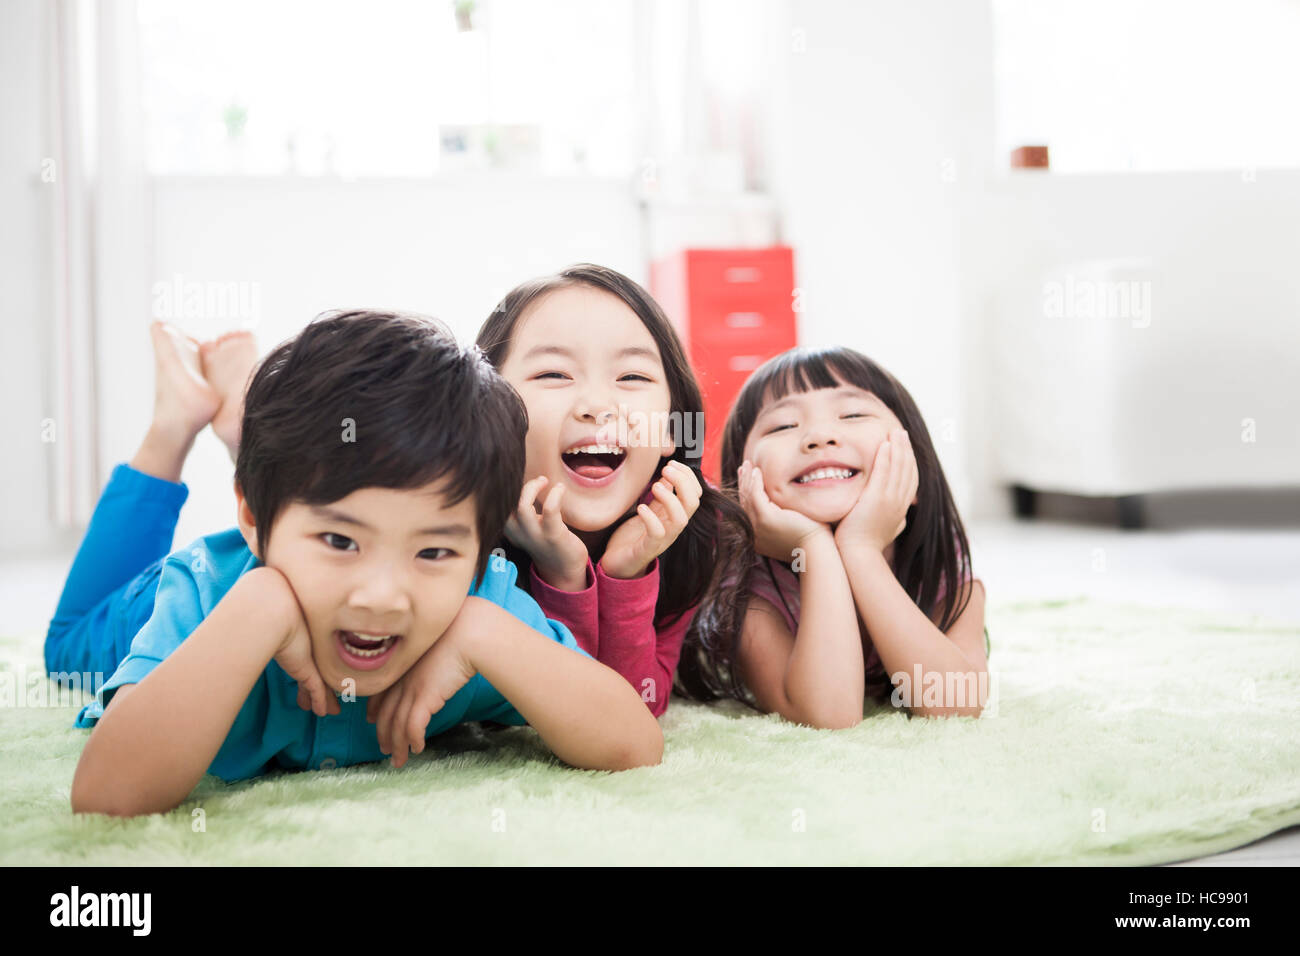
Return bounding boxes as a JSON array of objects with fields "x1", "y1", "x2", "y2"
[
  {"x1": 678, "y1": 346, "x2": 989, "y2": 726},
  {"x1": 476, "y1": 264, "x2": 745, "y2": 717}
]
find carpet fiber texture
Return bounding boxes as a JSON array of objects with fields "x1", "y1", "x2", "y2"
[{"x1": 2, "y1": 598, "x2": 1297, "y2": 865}]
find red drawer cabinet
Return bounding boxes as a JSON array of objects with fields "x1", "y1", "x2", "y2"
[{"x1": 650, "y1": 247, "x2": 799, "y2": 485}]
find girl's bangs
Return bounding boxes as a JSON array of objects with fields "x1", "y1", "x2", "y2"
[{"x1": 756, "y1": 348, "x2": 870, "y2": 407}]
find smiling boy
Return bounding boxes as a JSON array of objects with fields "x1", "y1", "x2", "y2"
[{"x1": 67, "y1": 311, "x2": 662, "y2": 817}]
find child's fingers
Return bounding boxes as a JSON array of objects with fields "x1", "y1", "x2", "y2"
[
  {"x1": 892, "y1": 431, "x2": 916, "y2": 506},
  {"x1": 387, "y1": 690, "x2": 409, "y2": 767},
  {"x1": 736, "y1": 463, "x2": 756, "y2": 513},
  {"x1": 375, "y1": 683, "x2": 403, "y2": 755},
  {"x1": 300, "y1": 676, "x2": 329, "y2": 717},
  {"x1": 637, "y1": 503, "x2": 667, "y2": 539},
  {"x1": 885, "y1": 431, "x2": 906, "y2": 500},
  {"x1": 647, "y1": 497, "x2": 672, "y2": 525},
  {"x1": 895, "y1": 430, "x2": 911, "y2": 485},
  {"x1": 540, "y1": 482, "x2": 567, "y2": 537},
  {"x1": 903, "y1": 434, "x2": 919, "y2": 506},
  {"x1": 519, "y1": 475, "x2": 549, "y2": 517},
  {"x1": 506, "y1": 477, "x2": 555, "y2": 547},
  {"x1": 749, "y1": 465, "x2": 776, "y2": 512},
  {"x1": 866, "y1": 440, "x2": 892, "y2": 493},
  {"x1": 651, "y1": 479, "x2": 689, "y2": 529},
  {"x1": 406, "y1": 706, "x2": 431, "y2": 759},
  {"x1": 393, "y1": 697, "x2": 424, "y2": 770},
  {"x1": 663, "y1": 461, "x2": 703, "y2": 514}
]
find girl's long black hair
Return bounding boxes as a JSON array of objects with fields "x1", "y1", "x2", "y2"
[
  {"x1": 475, "y1": 263, "x2": 750, "y2": 631},
  {"x1": 675, "y1": 346, "x2": 974, "y2": 706}
]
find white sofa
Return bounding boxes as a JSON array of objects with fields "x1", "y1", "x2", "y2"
[{"x1": 992, "y1": 257, "x2": 1300, "y2": 524}]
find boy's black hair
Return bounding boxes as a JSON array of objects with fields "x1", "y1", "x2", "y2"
[{"x1": 235, "y1": 309, "x2": 527, "y2": 585}]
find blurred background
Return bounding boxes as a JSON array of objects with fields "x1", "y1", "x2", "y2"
[{"x1": 3, "y1": 0, "x2": 1298, "y2": 626}]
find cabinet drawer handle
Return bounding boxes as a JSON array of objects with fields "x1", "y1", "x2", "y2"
[
  {"x1": 728, "y1": 355, "x2": 763, "y2": 372},
  {"x1": 724, "y1": 266, "x2": 763, "y2": 284},
  {"x1": 725, "y1": 312, "x2": 764, "y2": 328}
]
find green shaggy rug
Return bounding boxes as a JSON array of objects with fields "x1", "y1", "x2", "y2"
[{"x1": 2, "y1": 598, "x2": 1297, "y2": 866}]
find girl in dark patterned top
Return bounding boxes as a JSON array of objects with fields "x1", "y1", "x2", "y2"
[{"x1": 678, "y1": 347, "x2": 990, "y2": 726}]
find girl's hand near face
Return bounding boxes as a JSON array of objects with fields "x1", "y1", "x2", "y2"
[
  {"x1": 504, "y1": 475, "x2": 591, "y2": 591},
  {"x1": 834, "y1": 428, "x2": 919, "y2": 557},
  {"x1": 599, "y1": 460, "x2": 702, "y2": 580},
  {"x1": 738, "y1": 459, "x2": 833, "y2": 562}
]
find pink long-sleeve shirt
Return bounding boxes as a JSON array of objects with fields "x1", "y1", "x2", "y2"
[{"x1": 528, "y1": 556, "x2": 693, "y2": 718}]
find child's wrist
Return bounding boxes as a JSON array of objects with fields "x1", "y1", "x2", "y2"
[
  {"x1": 535, "y1": 558, "x2": 590, "y2": 592},
  {"x1": 833, "y1": 523, "x2": 877, "y2": 554},
  {"x1": 598, "y1": 550, "x2": 658, "y2": 580},
  {"x1": 447, "y1": 597, "x2": 510, "y2": 671},
  {"x1": 238, "y1": 566, "x2": 305, "y2": 655},
  {"x1": 838, "y1": 542, "x2": 890, "y2": 576}
]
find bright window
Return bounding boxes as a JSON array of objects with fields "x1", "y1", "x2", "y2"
[
  {"x1": 137, "y1": 0, "x2": 640, "y2": 177},
  {"x1": 992, "y1": 0, "x2": 1300, "y2": 173}
]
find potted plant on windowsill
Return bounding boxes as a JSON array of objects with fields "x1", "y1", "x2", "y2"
[{"x1": 453, "y1": 0, "x2": 476, "y2": 32}]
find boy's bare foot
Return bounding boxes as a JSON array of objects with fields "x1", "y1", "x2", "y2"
[
  {"x1": 130, "y1": 322, "x2": 222, "y2": 482},
  {"x1": 201, "y1": 330, "x2": 259, "y2": 461}
]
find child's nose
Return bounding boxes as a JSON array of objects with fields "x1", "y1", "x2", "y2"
[
  {"x1": 803, "y1": 431, "x2": 840, "y2": 450},
  {"x1": 347, "y1": 565, "x2": 413, "y2": 616},
  {"x1": 574, "y1": 393, "x2": 619, "y2": 426}
]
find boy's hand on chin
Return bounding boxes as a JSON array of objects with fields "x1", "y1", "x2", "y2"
[
  {"x1": 600, "y1": 460, "x2": 701, "y2": 579},
  {"x1": 365, "y1": 598, "x2": 483, "y2": 768},
  {"x1": 251, "y1": 566, "x2": 340, "y2": 718},
  {"x1": 834, "y1": 428, "x2": 919, "y2": 556}
]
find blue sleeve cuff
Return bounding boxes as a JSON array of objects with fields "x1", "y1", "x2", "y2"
[{"x1": 73, "y1": 654, "x2": 163, "y2": 727}]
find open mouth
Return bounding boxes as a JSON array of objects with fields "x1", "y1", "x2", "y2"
[
  {"x1": 561, "y1": 443, "x2": 626, "y2": 482},
  {"x1": 335, "y1": 630, "x2": 402, "y2": 670},
  {"x1": 793, "y1": 466, "x2": 860, "y2": 486}
]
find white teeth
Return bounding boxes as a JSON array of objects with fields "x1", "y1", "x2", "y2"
[
  {"x1": 341, "y1": 632, "x2": 397, "y2": 658},
  {"x1": 563, "y1": 443, "x2": 624, "y2": 455},
  {"x1": 796, "y1": 467, "x2": 856, "y2": 484}
]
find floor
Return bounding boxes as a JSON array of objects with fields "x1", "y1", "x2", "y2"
[
  {"x1": 965, "y1": 517, "x2": 1300, "y2": 867},
  {"x1": 4, "y1": 512, "x2": 1298, "y2": 866}
]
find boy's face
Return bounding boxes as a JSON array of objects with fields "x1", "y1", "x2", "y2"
[{"x1": 238, "y1": 480, "x2": 480, "y2": 698}]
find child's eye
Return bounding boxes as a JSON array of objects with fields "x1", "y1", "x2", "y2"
[
  {"x1": 418, "y1": 548, "x2": 453, "y2": 561},
  {"x1": 765, "y1": 423, "x2": 795, "y2": 435},
  {"x1": 322, "y1": 533, "x2": 357, "y2": 552},
  {"x1": 534, "y1": 371, "x2": 570, "y2": 381},
  {"x1": 842, "y1": 412, "x2": 872, "y2": 420},
  {"x1": 619, "y1": 373, "x2": 653, "y2": 383}
]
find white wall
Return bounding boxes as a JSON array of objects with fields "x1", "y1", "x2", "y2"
[
  {"x1": 765, "y1": 0, "x2": 998, "y2": 516},
  {"x1": 765, "y1": 0, "x2": 1300, "y2": 519},
  {"x1": 116, "y1": 175, "x2": 644, "y2": 546},
  {"x1": 0, "y1": 0, "x2": 62, "y2": 556}
]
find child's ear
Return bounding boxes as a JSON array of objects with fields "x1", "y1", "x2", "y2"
[{"x1": 234, "y1": 481, "x2": 261, "y2": 557}]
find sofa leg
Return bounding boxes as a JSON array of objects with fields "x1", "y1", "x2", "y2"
[
  {"x1": 1117, "y1": 495, "x2": 1145, "y2": 530},
  {"x1": 1012, "y1": 485, "x2": 1037, "y2": 519}
]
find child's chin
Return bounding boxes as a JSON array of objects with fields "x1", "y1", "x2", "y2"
[
  {"x1": 792, "y1": 497, "x2": 855, "y2": 526},
  {"x1": 324, "y1": 670, "x2": 393, "y2": 700},
  {"x1": 564, "y1": 504, "x2": 630, "y2": 534}
]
